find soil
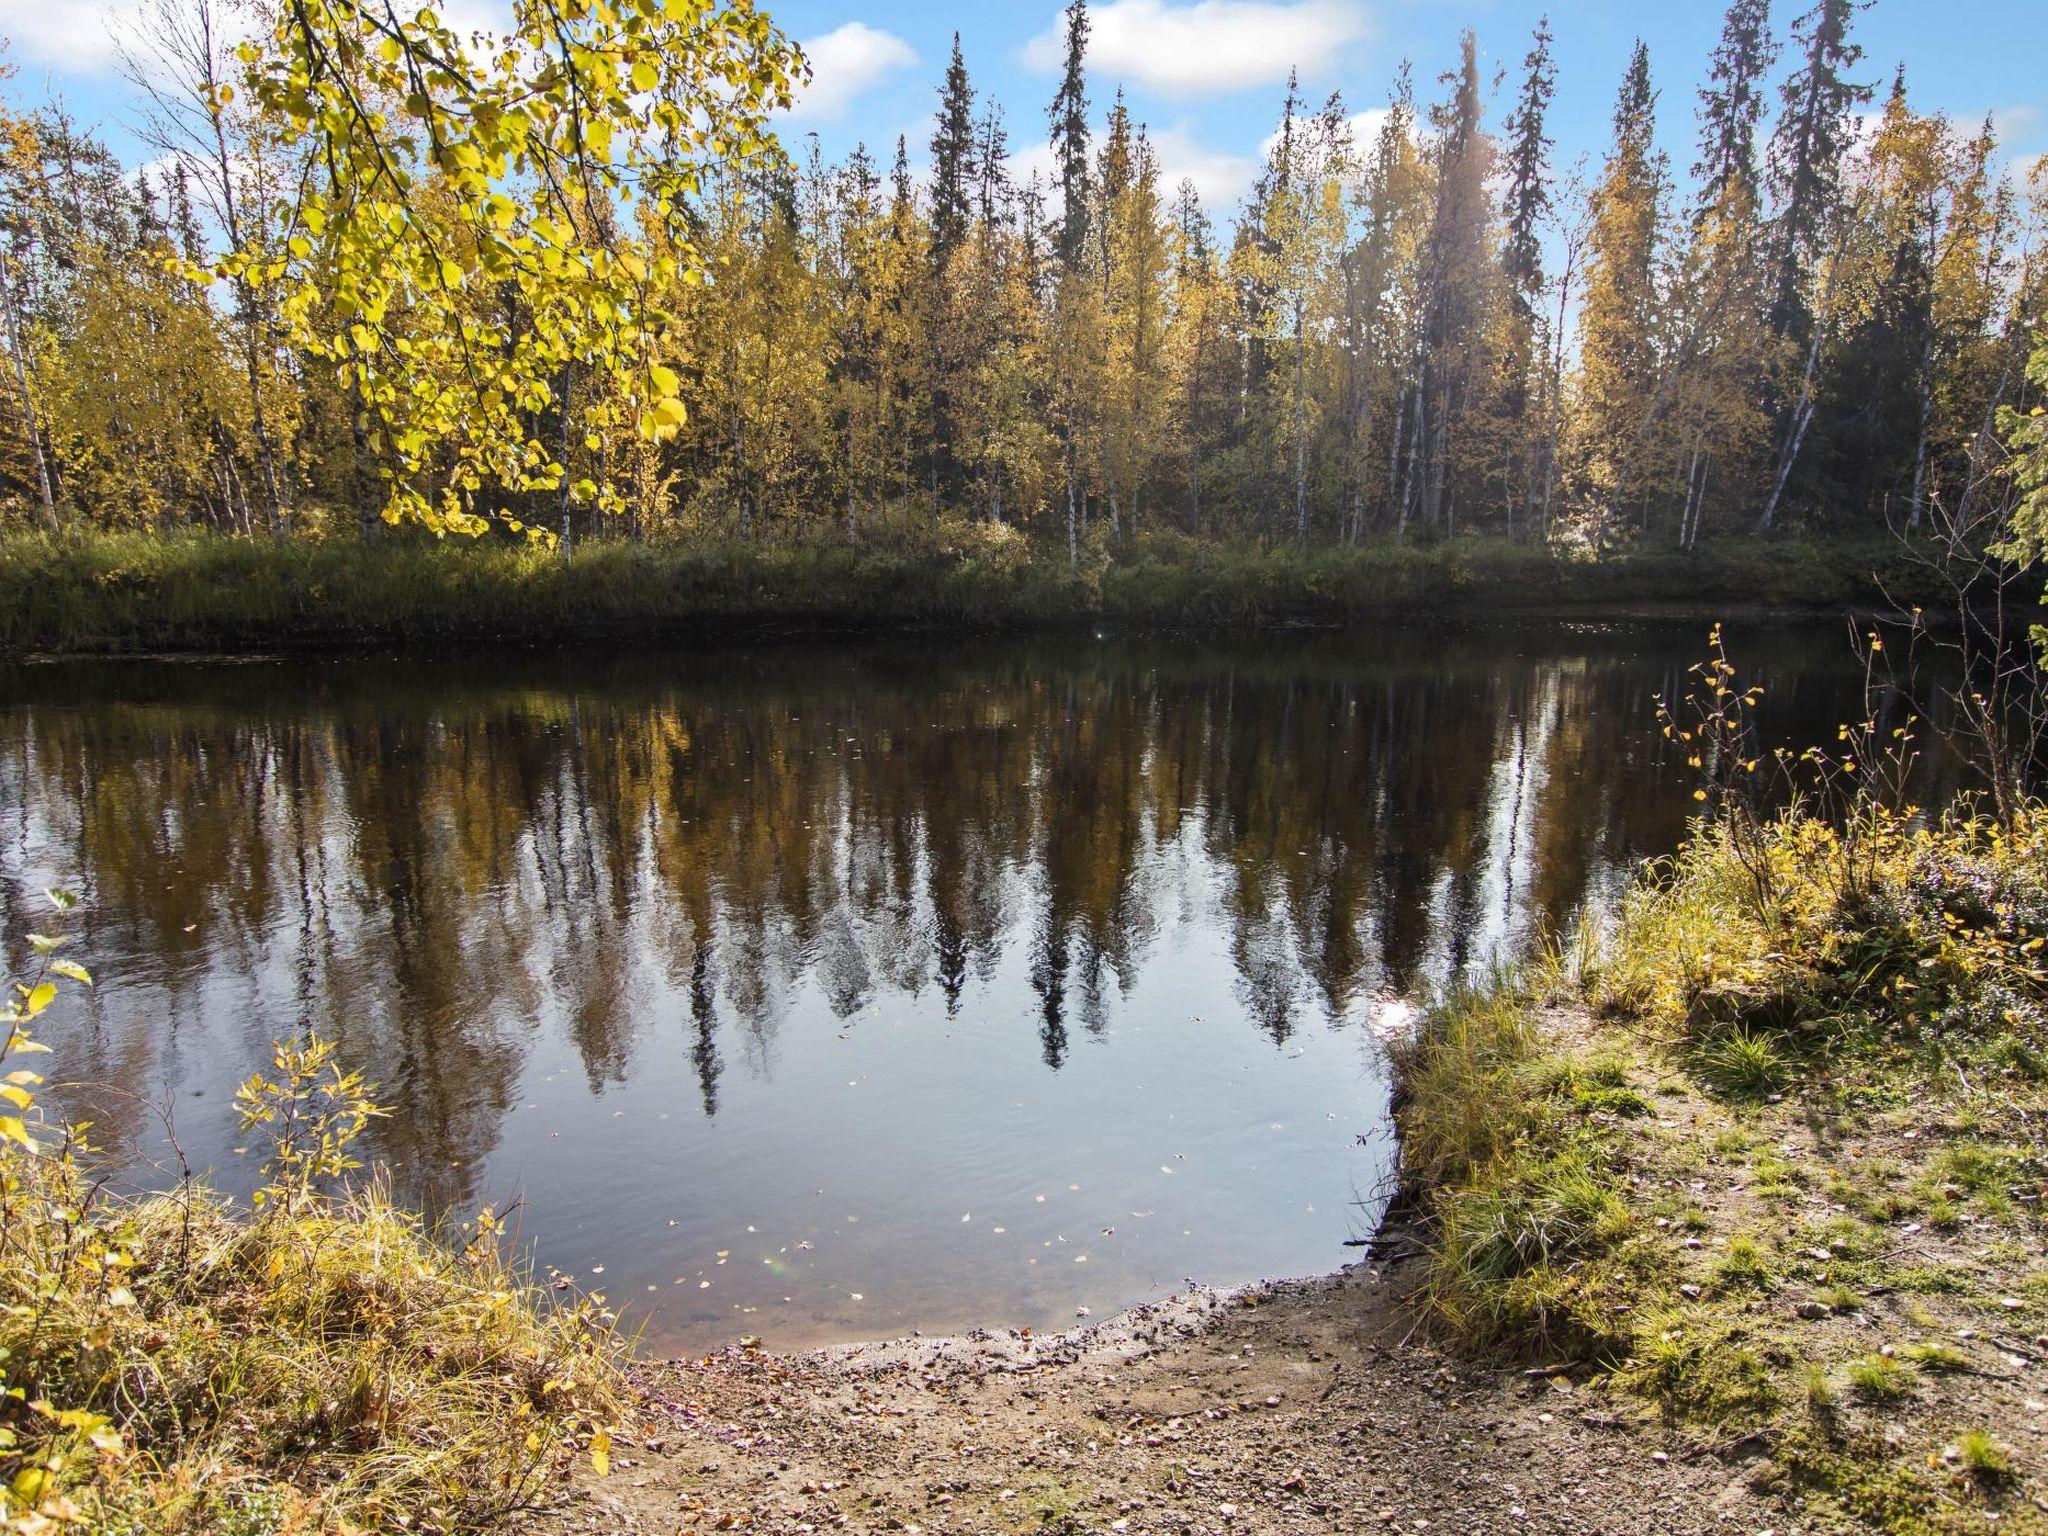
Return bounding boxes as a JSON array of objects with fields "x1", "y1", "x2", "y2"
[{"x1": 527, "y1": 1261, "x2": 1795, "y2": 1536}]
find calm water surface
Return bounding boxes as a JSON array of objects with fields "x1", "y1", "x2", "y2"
[{"x1": 0, "y1": 623, "x2": 1945, "y2": 1350}]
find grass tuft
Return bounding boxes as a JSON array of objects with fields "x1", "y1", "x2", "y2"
[
  {"x1": 1954, "y1": 1429, "x2": 2015, "y2": 1487},
  {"x1": 1845, "y1": 1354, "x2": 1914, "y2": 1403}
]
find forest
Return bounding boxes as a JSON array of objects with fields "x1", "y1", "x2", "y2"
[{"x1": 0, "y1": 0, "x2": 2042, "y2": 560}]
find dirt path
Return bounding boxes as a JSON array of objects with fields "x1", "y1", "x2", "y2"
[{"x1": 530, "y1": 1260, "x2": 1799, "y2": 1536}]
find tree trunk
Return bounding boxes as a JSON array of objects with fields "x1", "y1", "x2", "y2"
[
  {"x1": 1293, "y1": 298, "x2": 1309, "y2": 546},
  {"x1": 559, "y1": 365, "x2": 574, "y2": 556},
  {"x1": 1758, "y1": 227, "x2": 1847, "y2": 534},
  {"x1": 0, "y1": 247, "x2": 58, "y2": 530},
  {"x1": 1065, "y1": 453, "x2": 1077, "y2": 567},
  {"x1": 1907, "y1": 329, "x2": 1937, "y2": 531}
]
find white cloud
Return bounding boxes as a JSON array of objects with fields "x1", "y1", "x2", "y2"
[
  {"x1": 0, "y1": 0, "x2": 127, "y2": 72},
  {"x1": 785, "y1": 22, "x2": 917, "y2": 123},
  {"x1": 1024, "y1": 0, "x2": 1368, "y2": 96},
  {"x1": 1992, "y1": 104, "x2": 2039, "y2": 146},
  {"x1": 1260, "y1": 106, "x2": 1389, "y2": 161},
  {"x1": 1152, "y1": 125, "x2": 1260, "y2": 208},
  {"x1": 1006, "y1": 139, "x2": 1058, "y2": 193}
]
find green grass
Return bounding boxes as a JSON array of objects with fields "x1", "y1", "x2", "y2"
[
  {"x1": 1696, "y1": 1026, "x2": 1791, "y2": 1096},
  {"x1": 1900, "y1": 1340, "x2": 1971, "y2": 1372},
  {"x1": 1955, "y1": 1430, "x2": 2015, "y2": 1487},
  {"x1": 1846, "y1": 1354, "x2": 1915, "y2": 1402},
  {"x1": 1394, "y1": 783, "x2": 2048, "y2": 1532},
  {"x1": 0, "y1": 526, "x2": 1952, "y2": 652},
  {"x1": 1393, "y1": 984, "x2": 1640, "y2": 1357}
]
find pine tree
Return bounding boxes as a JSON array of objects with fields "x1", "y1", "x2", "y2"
[
  {"x1": 1411, "y1": 34, "x2": 1497, "y2": 533},
  {"x1": 1500, "y1": 18, "x2": 1555, "y2": 319},
  {"x1": 974, "y1": 102, "x2": 1011, "y2": 229},
  {"x1": 1497, "y1": 14, "x2": 1556, "y2": 493},
  {"x1": 1576, "y1": 40, "x2": 1668, "y2": 519}
]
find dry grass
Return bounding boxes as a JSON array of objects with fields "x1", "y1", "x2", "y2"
[{"x1": 2, "y1": 940, "x2": 624, "y2": 1536}]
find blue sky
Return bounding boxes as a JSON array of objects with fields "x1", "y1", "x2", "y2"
[{"x1": 3, "y1": 0, "x2": 2041, "y2": 219}]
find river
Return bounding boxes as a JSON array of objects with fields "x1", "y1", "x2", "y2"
[{"x1": 0, "y1": 620, "x2": 1952, "y2": 1349}]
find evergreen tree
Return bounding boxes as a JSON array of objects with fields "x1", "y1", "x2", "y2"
[
  {"x1": 1500, "y1": 17, "x2": 1556, "y2": 317},
  {"x1": 1497, "y1": 14, "x2": 1556, "y2": 482},
  {"x1": 1695, "y1": 0, "x2": 1777, "y2": 209},
  {"x1": 1576, "y1": 40, "x2": 1668, "y2": 516},
  {"x1": 929, "y1": 34, "x2": 976, "y2": 273},
  {"x1": 974, "y1": 101, "x2": 1011, "y2": 229},
  {"x1": 1411, "y1": 34, "x2": 1497, "y2": 533},
  {"x1": 1767, "y1": 0, "x2": 1871, "y2": 336},
  {"x1": 1047, "y1": 0, "x2": 1092, "y2": 272}
]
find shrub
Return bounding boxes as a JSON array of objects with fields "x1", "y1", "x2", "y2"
[{"x1": 0, "y1": 897, "x2": 623, "y2": 1533}]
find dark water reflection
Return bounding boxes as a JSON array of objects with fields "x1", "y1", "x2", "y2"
[{"x1": 0, "y1": 623, "x2": 1950, "y2": 1348}]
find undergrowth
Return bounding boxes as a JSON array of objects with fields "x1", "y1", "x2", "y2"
[
  {"x1": 0, "y1": 897, "x2": 623, "y2": 1534},
  {"x1": 0, "y1": 526, "x2": 1937, "y2": 652}
]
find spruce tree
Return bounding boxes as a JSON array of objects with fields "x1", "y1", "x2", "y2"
[
  {"x1": 1412, "y1": 33, "x2": 1494, "y2": 531},
  {"x1": 1047, "y1": 0, "x2": 1092, "y2": 271},
  {"x1": 1695, "y1": 0, "x2": 1777, "y2": 208},
  {"x1": 929, "y1": 34, "x2": 976, "y2": 273},
  {"x1": 974, "y1": 101, "x2": 1011, "y2": 230},
  {"x1": 1767, "y1": 0, "x2": 1870, "y2": 336},
  {"x1": 1500, "y1": 17, "x2": 1556, "y2": 319},
  {"x1": 890, "y1": 135, "x2": 915, "y2": 226},
  {"x1": 1577, "y1": 40, "x2": 1669, "y2": 514}
]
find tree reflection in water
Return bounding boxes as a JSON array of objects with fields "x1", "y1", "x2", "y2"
[{"x1": 0, "y1": 624, "x2": 1949, "y2": 1347}]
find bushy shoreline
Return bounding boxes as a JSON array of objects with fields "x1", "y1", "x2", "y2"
[{"x1": 0, "y1": 527, "x2": 1952, "y2": 653}]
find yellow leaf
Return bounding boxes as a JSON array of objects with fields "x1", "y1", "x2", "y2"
[{"x1": 590, "y1": 1427, "x2": 612, "y2": 1478}]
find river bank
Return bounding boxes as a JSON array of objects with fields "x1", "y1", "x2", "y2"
[
  {"x1": 531, "y1": 1251, "x2": 1785, "y2": 1536},
  {"x1": 526, "y1": 984, "x2": 2044, "y2": 1536},
  {"x1": 522, "y1": 787, "x2": 2048, "y2": 1536},
  {"x1": 0, "y1": 529, "x2": 1961, "y2": 653}
]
